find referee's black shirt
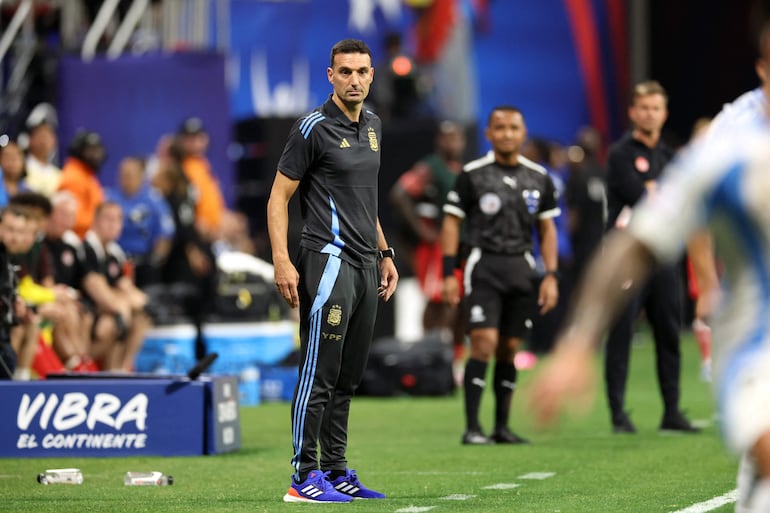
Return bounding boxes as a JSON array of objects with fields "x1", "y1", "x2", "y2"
[
  {"x1": 277, "y1": 95, "x2": 382, "y2": 268},
  {"x1": 443, "y1": 153, "x2": 560, "y2": 255},
  {"x1": 606, "y1": 132, "x2": 674, "y2": 229}
]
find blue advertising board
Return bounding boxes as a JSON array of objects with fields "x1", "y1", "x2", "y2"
[{"x1": 0, "y1": 379, "x2": 207, "y2": 457}]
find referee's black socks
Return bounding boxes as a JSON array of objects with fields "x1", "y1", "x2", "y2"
[
  {"x1": 494, "y1": 361, "x2": 517, "y2": 430},
  {"x1": 464, "y1": 359, "x2": 488, "y2": 432}
]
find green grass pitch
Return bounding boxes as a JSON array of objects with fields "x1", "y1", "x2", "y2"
[{"x1": 0, "y1": 328, "x2": 739, "y2": 512}]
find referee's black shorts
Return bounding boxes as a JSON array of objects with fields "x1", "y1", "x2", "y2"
[{"x1": 464, "y1": 250, "x2": 537, "y2": 338}]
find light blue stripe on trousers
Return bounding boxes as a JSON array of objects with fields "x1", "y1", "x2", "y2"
[{"x1": 291, "y1": 250, "x2": 342, "y2": 478}]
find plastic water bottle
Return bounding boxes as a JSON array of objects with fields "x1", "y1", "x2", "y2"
[
  {"x1": 37, "y1": 468, "x2": 83, "y2": 485},
  {"x1": 124, "y1": 471, "x2": 174, "y2": 486}
]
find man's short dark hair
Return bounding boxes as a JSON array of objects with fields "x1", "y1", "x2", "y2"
[
  {"x1": 9, "y1": 192, "x2": 52, "y2": 218},
  {"x1": 330, "y1": 39, "x2": 372, "y2": 68},
  {"x1": 487, "y1": 105, "x2": 523, "y2": 126}
]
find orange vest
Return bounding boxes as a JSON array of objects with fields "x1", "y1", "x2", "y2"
[
  {"x1": 57, "y1": 157, "x2": 104, "y2": 238},
  {"x1": 182, "y1": 156, "x2": 225, "y2": 234}
]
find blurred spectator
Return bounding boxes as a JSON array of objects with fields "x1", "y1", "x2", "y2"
[
  {"x1": 106, "y1": 156, "x2": 174, "y2": 288},
  {"x1": 24, "y1": 110, "x2": 61, "y2": 197},
  {"x1": 9, "y1": 192, "x2": 96, "y2": 372},
  {"x1": 81, "y1": 201, "x2": 150, "y2": 371},
  {"x1": 1, "y1": 140, "x2": 29, "y2": 197},
  {"x1": 145, "y1": 133, "x2": 174, "y2": 181},
  {"x1": 565, "y1": 126, "x2": 606, "y2": 283},
  {"x1": 43, "y1": 191, "x2": 98, "y2": 363},
  {"x1": 57, "y1": 130, "x2": 106, "y2": 238},
  {"x1": 213, "y1": 209, "x2": 256, "y2": 257},
  {"x1": 390, "y1": 120, "x2": 466, "y2": 332},
  {"x1": 153, "y1": 138, "x2": 215, "y2": 358},
  {"x1": 1, "y1": 207, "x2": 40, "y2": 380},
  {"x1": 177, "y1": 117, "x2": 225, "y2": 240},
  {"x1": 0, "y1": 235, "x2": 19, "y2": 379}
]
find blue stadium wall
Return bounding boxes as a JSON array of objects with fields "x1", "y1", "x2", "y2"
[{"x1": 57, "y1": 0, "x2": 626, "y2": 205}]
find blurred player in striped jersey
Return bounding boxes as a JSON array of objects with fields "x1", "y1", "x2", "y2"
[{"x1": 532, "y1": 17, "x2": 770, "y2": 511}]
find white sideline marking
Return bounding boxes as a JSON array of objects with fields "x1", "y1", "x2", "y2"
[
  {"x1": 408, "y1": 471, "x2": 484, "y2": 476},
  {"x1": 395, "y1": 507, "x2": 436, "y2": 513},
  {"x1": 483, "y1": 483, "x2": 521, "y2": 490},
  {"x1": 518, "y1": 472, "x2": 556, "y2": 480},
  {"x1": 441, "y1": 494, "x2": 476, "y2": 500},
  {"x1": 668, "y1": 489, "x2": 738, "y2": 513}
]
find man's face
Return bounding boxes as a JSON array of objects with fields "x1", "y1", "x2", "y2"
[
  {"x1": 629, "y1": 93, "x2": 668, "y2": 136},
  {"x1": 94, "y1": 205, "x2": 123, "y2": 242},
  {"x1": 436, "y1": 125, "x2": 467, "y2": 162},
  {"x1": 118, "y1": 158, "x2": 144, "y2": 196},
  {"x1": 48, "y1": 201, "x2": 76, "y2": 237},
  {"x1": 1, "y1": 212, "x2": 34, "y2": 254},
  {"x1": 81, "y1": 144, "x2": 106, "y2": 172},
  {"x1": 327, "y1": 52, "x2": 374, "y2": 107},
  {"x1": 0, "y1": 143, "x2": 25, "y2": 180},
  {"x1": 181, "y1": 132, "x2": 209, "y2": 157},
  {"x1": 485, "y1": 110, "x2": 527, "y2": 157},
  {"x1": 28, "y1": 124, "x2": 57, "y2": 159}
]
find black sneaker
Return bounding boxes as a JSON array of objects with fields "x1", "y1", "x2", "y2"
[
  {"x1": 491, "y1": 427, "x2": 530, "y2": 444},
  {"x1": 461, "y1": 430, "x2": 493, "y2": 445},
  {"x1": 611, "y1": 411, "x2": 637, "y2": 434},
  {"x1": 660, "y1": 411, "x2": 701, "y2": 433}
]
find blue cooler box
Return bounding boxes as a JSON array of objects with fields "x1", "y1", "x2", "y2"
[
  {"x1": 204, "y1": 321, "x2": 296, "y2": 405},
  {"x1": 135, "y1": 324, "x2": 197, "y2": 374}
]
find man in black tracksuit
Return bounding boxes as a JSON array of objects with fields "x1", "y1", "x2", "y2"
[
  {"x1": 604, "y1": 80, "x2": 697, "y2": 434},
  {"x1": 267, "y1": 39, "x2": 398, "y2": 503}
]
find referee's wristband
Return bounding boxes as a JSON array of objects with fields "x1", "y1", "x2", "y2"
[
  {"x1": 442, "y1": 256, "x2": 457, "y2": 278},
  {"x1": 543, "y1": 270, "x2": 560, "y2": 280}
]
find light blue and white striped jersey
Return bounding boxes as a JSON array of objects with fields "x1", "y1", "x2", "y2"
[{"x1": 708, "y1": 87, "x2": 770, "y2": 134}]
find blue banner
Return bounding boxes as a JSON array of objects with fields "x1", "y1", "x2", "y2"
[{"x1": 0, "y1": 379, "x2": 205, "y2": 457}]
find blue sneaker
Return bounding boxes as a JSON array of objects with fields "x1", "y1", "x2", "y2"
[
  {"x1": 329, "y1": 469, "x2": 385, "y2": 499},
  {"x1": 283, "y1": 470, "x2": 353, "y2": 503}
]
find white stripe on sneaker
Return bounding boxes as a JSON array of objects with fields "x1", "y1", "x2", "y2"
[
  {"x1": 301, "y1": 484, "x2": 323, "y2": 497},
  {"x1": 335, "y1": 482, "x2": 360, "y2": 494}
]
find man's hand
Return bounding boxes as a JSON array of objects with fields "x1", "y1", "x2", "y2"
[
  {"x1": 528, "y1": 342, "x2": 597, "y2": 428},
  {"x1": 538, "y1": 275, "x2": 558, "y2": 314},
  {"x1": 378, "y1": 258, "x2": 398, "y2": 301},
  {"x1": 274, "y1": 258, "x2": 300, "y2": 308},
  {"x1": 441, "y1": 275, "x2": 460, "y2": 305}
]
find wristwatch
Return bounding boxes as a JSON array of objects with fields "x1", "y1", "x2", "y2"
[
  {"x1": 378, "y1": 247, "x2": 395, "y2": 260},
  {"x1": 544, "y1": 270, "x2": 560, "y2": 280}
]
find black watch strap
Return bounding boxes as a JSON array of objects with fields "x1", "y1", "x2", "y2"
[{"x1": 378, "y1": 247, "x2": 395, "y2": 260}]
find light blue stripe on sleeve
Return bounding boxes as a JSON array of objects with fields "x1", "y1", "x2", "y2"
[
  {"x1": 299, "y1": 111, "x2": 322, "y2": 133},
  {"x1": 302, "y1": 114, "x2": 325, "y2": 139}
]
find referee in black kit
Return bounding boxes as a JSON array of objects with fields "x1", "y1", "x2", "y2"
[
  {"x1": 604, "y1": 80, "x2": 698, "y2": 434},
  {"x1": 441, "y1": 105, "x2": 559, "y2": 445}
]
